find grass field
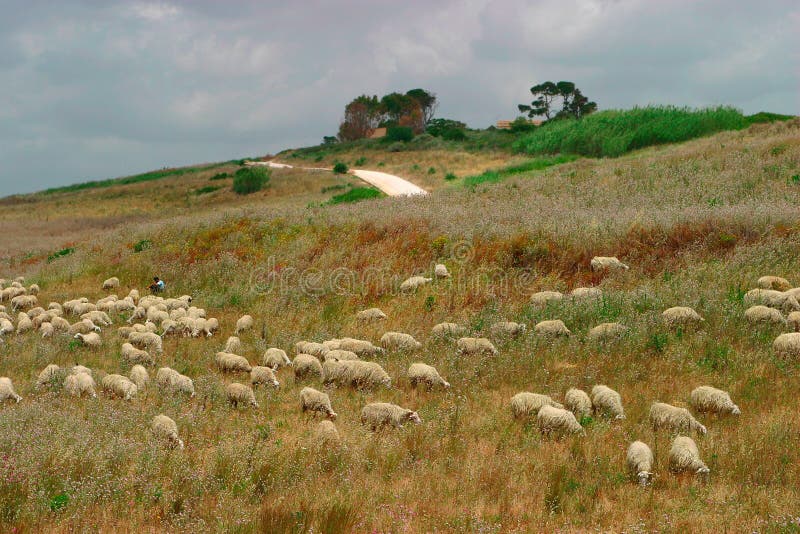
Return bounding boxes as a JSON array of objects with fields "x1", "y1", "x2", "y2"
[{"x1": 1, "y1": 118, "x2": 800, "y2": 532}]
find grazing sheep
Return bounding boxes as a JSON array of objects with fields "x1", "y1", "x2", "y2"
[
  {"x1": 537, "y1": 405, "x2": 584, "y2": 436},
  {"x1": 400, "y1": 276, "x2": 432, "y2": 291},
  {"x1": 70, "y1": 365, "x2": 92, "y2": 376},
  {"x1": 662, "y1": 306, "x2": 704, "y2": 327},
  {"x1": 81, "y1": 310, "x2": 112, "y2": 326},
  {"x1": 380, "y1": 331, "x2": 422, "y2": 351},
  {"x1": 64, "y1": 372, "x2": 96, "y2": 398},
  {"x1": 300, "y1": 387, "x2": 337, "y2": 419},
  {"x1": 356, "y1": 308, "x2": 387, "y2": 321},
  {"x1": 773, "y1": 333, "x2": 800, "y2": 358},
  {"x1": 788, "y1": 312, "x2": 800, "y2": 332},
  {"x1": 101, "y1": 374, "x2": 137, "y2": 400},
  {"x1": 28, "y1": 284, "x2": 40, "y2": 295},
  {"x1": 690, "y1": 386, "x2": 740, "y2": 415},
  {"x1": 570, "y1": 287, "x2": 602, "y2": 300},
  {"x1": 627, "y1": 441, "x2": 654, "y2": 486},
  {"x1": 293, "y1": 354, "x2": 323, "y2": 380},
  {"x1": 323, "y1": 349, "x2": 360, "y2": 362},
  {"x1": 234, "y1": 315, "x2": 254, "y2": 334},
  {"x1": 215, "y1": 352, "x2": 253, "y2": 373},
  {"x1": 535, "y1": 320, "x2": 571, "y2": 337},
  {"x1": 361, "y1": 402, "x2": 421, "y2": 430},
  {"x1": 39, "y1": 322, "x2": 54, "y2": 338},
  {"x1": 35, "y1": 364, "x2": 61, "y2": 389},
  {"x1": 408, "y1": 363, "x2": 450, "y2": 389},
  {"x1": 156, "y1": 367, "x2": 195, "y2": 397},
  {"x1": 564, "y1": 388, "x2": 593, "y2": 420},
  {"x1": 322, "y1": 360, "x2": 391, "y2": 389},
  {"x1": 121, "y1": 343, "x2": 154, "y2": 366},
  {"x1": 102, "y1": 277, "x2": 120, "y2": 290},
  {"x1": 530, "y1": 291, "x2": 563, "y2": 307},
  {"x1": 314, "y1": 420, "x2": 341, "y2": 447},
  {"x1": 757, "y1": 276, "x2": 792, "y2": 291},
  {"x1": 744, "y1": 289, "x2": 800, "y2": 313},
  {"x1": 591, "y1": 256, "x2": 629, "y2": 272},
  {"x1": 0, "y1": 377, "x2": 22, "y2": 403},
  {"x1": 650, "y1": 402, "x2": 706, "y2": 435},
  {"x1": 127, "y1": 331, "x2": 162, "y2": 355},
  {"x1": 50, "y1": 316, "x2": 70, "y2": 332},
  {"x1": 251, "y1": 366, "x2": 280, "y2": 388},
  {"x1": 587, "y1": 322, "x2": 629, "y2": 342},
  {"x1": 151, "y1": 415, "x2": 184, "y2": 449},
  {"x1": 511, "y1": 392, "x2": 563, "y2": 419},
  {"x1": 744, "y1": 305, "x2": 786, "y2": 325},
  {"x1": 16, "y1": 313, "x2": 33, "y2": 334},
  {"x1": 335, "y1": 338, "x2": 385, "y2": 357},
  {"x1": 434, "y1": 264, "x2": 450, "y2": 278},
  {"x1": 129, "y1": 365, "x2": 150, "y2": 389},
  {"x1": 431, "y1": 322, "x2": 467, "y2": 337},
  {"x1": 591, "y1": 385, "x2": 625, "y2": 420},
  {"x1": 294, "y1": 341, "x2": 329, "y2": 358},
  {"x1": 74, "y1": 332, "x2": 102, "y2": 348},
  {"x1": 262, "y1": 348, "x2": 292, "y2": 369},
  {"x1": 226, "y1": 382, "x2": 258, "y2": 409},
  {"x1": 224, "y1": 336, "x2": 242, "y2": 354},
  {"x1": 0, "y1": 319, "x2": 13, "y2": 335},
  {"x1": 456, "y1": 337, "x2": 497, "y2": 356},
  {"x1": 68, "y1": 319, "x2": 102, "y2": 336},
  {"x1": 11, "y1": 295, "x2": 38, "y2": 312},
  {"x1": 669, "y1": 436, "x2": 709, "y2": 474},
  {"x1": 490, "y1": 321, "x2": 526, "y2": 337}
]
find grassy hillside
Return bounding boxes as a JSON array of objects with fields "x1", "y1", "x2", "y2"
[{"x1": 1, "y1": 119, "x2": 800, "y2": 531}]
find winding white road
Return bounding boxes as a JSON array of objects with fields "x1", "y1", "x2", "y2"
[{"x1": 247, "y1": 160, "x2": 427, "y2": 197}]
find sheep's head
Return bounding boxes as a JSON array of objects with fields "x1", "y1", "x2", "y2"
[
  {"x1": 637, "y1": 471, "x2": 652, "y2": 486},
  {"x1": 697, "y1": 466, "x2": 710, "y2": 475},
  {"x1": 327, "y1": 410, "x2": 338, "y2": 421},
  {"x1": 731, "y1": 405, "x2": 741, "y2": 415},
  {"x1": 74, "y1": 333, "x2": 83, "y2": 339},
  {"x1": 406, "y1": 411, "x2": 422, "y2": 424}
]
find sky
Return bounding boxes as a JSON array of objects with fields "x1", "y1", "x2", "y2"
[{"x1": 1, "y1": 0, "x2": 798, "y2": 195}]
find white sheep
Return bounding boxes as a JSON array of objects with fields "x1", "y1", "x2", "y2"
[
  {"x1": 534, "y1": 320, "x2": 571, "y2": 337},
  {"x1": 490, "y1": 321, "x2": 526, "y2": 337},
  {"x1": 0, "y1": 377, "x2": 22, "y2": 403},
  {"x1": 591, "y1": 385, "x2": 625, "y2": 420},
  {"x1": 431, "y1": 322, "x2": 467, "y2": 337},
  {"x1": 400, "y1": 276, "x2": 432, "y2": 291},
  {"x1": 70, "y1": 365, "x2": 92, "y2": 376},
  {"x1": 530, "y1": 291, "x2": 563, "y2": 307},
  {"x1": 226, "y1": 382, "x2": 258, "y2": 409},
  {"x1": 314, "y1": 420, "x2": 341, "y2": 447},
  {"x1": 35, "y1": 364, "x2": 61, "y2": 389},
  {"x1": 626, "y1": 441, "x2": 654, "y2": 486},
  {"x1": 251, "y1": 366, "x2": 280, "y2": 388},
  {"x1": 689, "y1": 386, "x2": 740, "y2": 415},
  {"x1": 50, "y1": 316, "x2": 70, "y2": 332},
  {"x1": 773, "y1": 333, "x2": 800, "y2": 358},
  {"x1": 788, "y1": 311, "x2": 800, "y2": 332},
  {"x1": 669, "y1": 436, "x2": 709, "y2": 475},
  {"x1": 127, "y1": 331, "x2": 162, "y2": 355},
  {"x1": 537, "y1": 405, "x2": 584, "y2": 436},
  {"x1": 300, "y1": 387, "x2": 337, "y2": 419},
  {"x1": 121, "y1": 343, "x2": 154, "y2": 366},
  {"x1": 293, "y1": 354, "x2": 323, "y2": 380},
  {"x1": 101, "y1": 374, "x2": 138, "y2": 400},
  {"x1": 294, "y1": 341, "x2": 329, "y2": 358},
  {"x1": 757, "y1": 275, "x2": 791, "y2": 291},
  {"x1": 11, "y1": 294, "x2": 37, "y2": 311},
  {"x1": 380, "y1": 331, "x2": 422, "y2": 351},
  {"x1": 224, "y1": 336, "x2": 242, "y2": 354},
  {"x1": 323, "y1": 349, "x2": 360, "y2": 362},
  {"x1": 129, "y1": 365, "x2": 150, "y2": 389},
  {"x1": 68, "y1": 319, "x2": 102, "y2": 336},
  {"x1": 511, "y1": 392, "x2": 563, "y2": 419},
  {"x1": 151, "y1": 414, "x2": 184, "y2": 449},
  {"x1": 356, "y1": 308, "x2": 387, "y2": 321},
  {"x1": 82, "y1": 310, "x2": 112, "y2": 326},
  {"x1": 16, "y1": 314, "x2": 33, "y2": 334},
  {"x1": 587, "y1": 322, "x2": 629, "y2": 342},
  {"x1": 322, "y1": 360, "x2": 391, "y2": 389},
  {"x1": 155, "y1": 367, "x2": 195, "y2": 397},
  {"x1": 744, "y1": 305, "x2": 786, "y2": 325},
  {"x1": 408, "y1": 363, "x2": 450, "y2": 389},
  {"x1": 334, "y1": 338, "x2": 385, "y2": 356},
  {"x1": 570, "y1": 287, "x2": 602, "y2": 300},
  {"x1": 28, "y1": 284, "x2": 40, "y2": 295},
  {"x1": 64, "y1": 372, "x2": 97, "y2": 398},
  {"x1": 234, "y1": 314, "x2": 254, "y2": 334},
  {"x1": 590, "y1": 256, "x2": 629, "y2": 272},
  {"x1": 39, "y1": 322, "x2": 54, "y2": 338},
  {"x1": 361, "y1": 402, "x2": 421, "y2": 430},
  {"x1": 434, "y1": 264, "x2": 450, "y2": 278},
  {"x1": 74, "y1": 332, "x2": 102, "y2": 348},
  {"x1": 744, "y1": 289, "x2": 800, "y2": 313},
  {"x1": 662, "y1": 306, "x2": 704, "y2": 327},
  {"x1": 215, "y1": 352, "x2": 253, "y2": 373},
  {"x1": 0, "y1": 318, "x2": 13, "y2": 336},
  {"x1": 456, "y1": 337, "x2": 497, "y2": 356},
  {"x1": 262, "y1": 348, "x2": 292, "y2": 369},
  {"x1": 102, "y1": 277, "x2": 120, "y2": 290},
  {"x1": 650, "y1": 402, "x2": 706, "y2": 435},
  {"x1": 564, "y1": 388, "x2": 593, "y2": 419}
]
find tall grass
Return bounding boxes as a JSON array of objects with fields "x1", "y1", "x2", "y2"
[
  {"x1": 463, "y1": 154, "x2": 578, "y2": 187},
  {"x1": 514, "y1": 105, "x2": 751, "y2": 158},
  {"x1": 327, "y1": 187, "x2": 383, "y2": 204}
]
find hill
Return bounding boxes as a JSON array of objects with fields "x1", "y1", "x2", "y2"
[{"x1": 0, "y1": 118, "x2": 799, "y2": 531}]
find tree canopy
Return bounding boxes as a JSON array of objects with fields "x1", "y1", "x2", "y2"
[
  {"x1": 338, "y1": 89, "x2": 437, "y2": 141},
  {"x1": 519, "y1": 81, "x2": 597, "y2": 121}
]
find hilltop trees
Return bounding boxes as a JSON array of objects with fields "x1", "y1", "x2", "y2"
[
  {"x1": 337, "y1": 89, "x2": 437, "y2": 141},
  {"x1": 519, "y1": 81, "x2": 597, "y2": 121}
]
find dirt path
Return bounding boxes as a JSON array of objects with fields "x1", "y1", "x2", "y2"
[{"x1": 247, "y1": 161, "x2": 428, "y2": 197}]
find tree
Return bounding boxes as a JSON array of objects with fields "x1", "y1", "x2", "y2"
[
  {"x1": 405, "y1": 88, "x2": 438, "y2": 125},
  {"x1": 519, "y1": 81, "x2": 597, "y2": 120},
  {"x1": 518, "y1": 81, "x2": 559, "y2": 120},
  {"x1": 338, "y1": 95, "x2": 382, "y2": 141}
]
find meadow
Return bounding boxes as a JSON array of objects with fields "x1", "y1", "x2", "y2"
[{"x1": 0, "y1": 118, "x2": 799, "y2": 532}]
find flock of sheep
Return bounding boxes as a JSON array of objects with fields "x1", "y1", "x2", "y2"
[{"x1": 1, "y1": 257, "x2": 799, "y2": 483}]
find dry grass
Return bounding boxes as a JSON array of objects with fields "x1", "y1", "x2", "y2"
[{"x1": 1, "y1": 119, "x2": 800, "y2": 532}]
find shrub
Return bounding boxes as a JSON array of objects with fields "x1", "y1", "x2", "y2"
[
  {"x1": 47, "y1": 247, "x2": 75, "y2": 263},
  {"x1": 463, "y1": 155, "x2": 577, "y2": 187},
  {"x1": 428, "y1": 167, "x2": 436, "y2": 174},
  {"x1": 385, "y1": 126, "x2": 414, "y2": 142},
  {"x1": 327, "y1": 187, "x2": 383, "y2": 204},
  {"x1": 210, "y1": 172, "x2": 229, "y2": 181},
  {"x1": 133, "y1": 239, "x2": 151, "y2": 253},
  {"x1": 442, "y1": 128, "x2": 467, "y2": 141},
  {"x1": 354, "y1": 157, "x2": 366, "y2": 166},
  {"x1": 232, "y1": 167, "x2": 270, "y2": 195},
  {"x1": 194, "y1": 185, "x2": 221, "y2": 195},
  {"x1": 333, "y1": 162, "x2": 349, "y2": 174},
  {"x1": 426, "y1": 118, "x2": 467, "y2": 137},
  {"x1": 444, "y1": 172, "x2": 458, "y2": 181}
]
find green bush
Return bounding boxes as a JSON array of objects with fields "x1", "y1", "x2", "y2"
[
  {"x1": 327, "y1": 187, "x2": 383, "y2": 204},
  {"x1": 514, "y1": 105, "x2": 751, "y2": 158},
  {"x1": 333, "y1": 162, "x2": 349, "y2": 174},
  {"x1": 133, "y1": 239, "x2": 151, "y2": 253},
  {"x1": 385, "y1": 126, "x2": 414, "y2": 142},
  {"x1": 47, "y1": 247, "x2": 75, "y2": 263},
  {"x1": 232, "y1": 167, "x2": 271, "y2": 195},
  {"x1": 426, "y1": 118, "x2": 467, "y2": 137},
  {"x1": 442, "y1": 128, "x2": 467, "y2": 141},
  {"x1": 444, "y1": 172, "x2": 458, "y2": 181},
  {"x1": 210, "y1": 172, "x2": 229, "y2": 180},
  {"x1": 354, "y1": 157, "x2": 366, "y2": 166},
  {"x1": 194, "y1": 185, "x2": 221, "y2": 195}
]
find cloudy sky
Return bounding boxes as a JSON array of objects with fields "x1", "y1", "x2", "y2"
[{"x1": 1, "y1": 1, "x2": 797, "y2": 195}]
